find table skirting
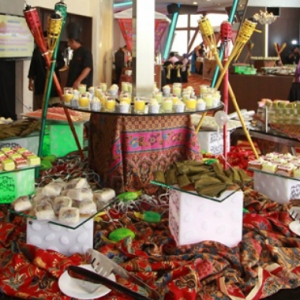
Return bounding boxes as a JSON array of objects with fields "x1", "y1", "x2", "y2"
[{"x1": 88, "y1": 113, "x2": 201, "y2": 193}]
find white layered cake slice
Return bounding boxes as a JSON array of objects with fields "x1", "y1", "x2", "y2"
[{"x1": 262, "y1": 161, "x2": 277, "y2": 173}]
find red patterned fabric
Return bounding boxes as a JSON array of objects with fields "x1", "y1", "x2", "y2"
[
  {"x1": 88, "y1": 114, "x2": 202, "y2": 194},
  {"x1": 117, "y1": 19, "x2": 169, "y2": 53},
  {"x1": 117, "y1": 19, "x2": 133, "y2": 52},
  {"x1": 1, "y1": 189, "x2": 300, "y2": 299}
]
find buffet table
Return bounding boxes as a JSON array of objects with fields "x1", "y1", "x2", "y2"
[
  {"x1": 232, "y1": 126, "x2": 300, "y2": 155},
  {"x1": 225, "y1": 73, "x2": 294, "y2": 114},
  {"x1": 89, "y1": 113, "x2": 202, "y2": 194}
]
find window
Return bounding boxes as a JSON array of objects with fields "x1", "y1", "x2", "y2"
[
  {"x1": 190, "y1": 30, "x2": 203, "y2": 53},
  {"x1": 190, "y1": 14, "x2": 203, "y2": 28},
  {"x1": 177, "y1": 14, "x2": 188, "y2": 28},
  {"x1": 172, "y1": 30, "x2": 188, "y2": 56}
]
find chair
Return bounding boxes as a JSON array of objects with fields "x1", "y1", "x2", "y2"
[
  {"x1": 172, "y1": 61, "x2": 183, "y2": 83},
  {"x1": 181, "y1": 63, "x2": 190, "y2": 83},
  {"x1": 163, "y1": 61, "x2": 174, "y2": 84}
]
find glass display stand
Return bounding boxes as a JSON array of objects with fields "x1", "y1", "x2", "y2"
[
  {"x1": 10, "y1": 197, "x2": 118, "y2": 230},
  {"x1": 0, "y1": 165, "x2": 40, "y2": 175},
  {"x1": 63, "y1": 102, "x2": 224, "y2": 116},
  {"x1": 248, "y1": 167, "x2": 300, "y2": 182},
  {"x1": 150, "y1": 180, "x2": 243, "y2": 203}
]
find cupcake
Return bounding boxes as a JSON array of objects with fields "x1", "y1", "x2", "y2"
[
  {"x1": 162, "y1": 99, "x2": 173, "y2": 112},
  {"x1": 109, "y1": 84, "x2": 119, "y2": 96},
  {"x1": 118, "y1": 101, "x2": 130, "y2": 113},
  {"x1": 148, "y1": 99, "x2": 160, "y2": 114},
  {"x1": 91, "y1": 96, "x2": 101, "y2": 111},
  {"x1": 196, "y1": 98, "x2": 206, "y2": 110},
  {"x1": 174, "y1": 100, "x2": 185, "y2": 113},
  {"x1": 162, "y1": 85, "x2": 171, "y2": 96}
]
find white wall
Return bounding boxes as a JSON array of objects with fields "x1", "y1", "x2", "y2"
[{"x1": 29, "y1": 0, "x2": 92, "y2": 16}]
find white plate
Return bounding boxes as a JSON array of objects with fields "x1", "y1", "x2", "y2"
[
  {"x1": 289, "y1": 221, "x2": 300, "y2": 236},
  {"x1": 58, "y1": 264, "x2": 116, "y2": 299}
]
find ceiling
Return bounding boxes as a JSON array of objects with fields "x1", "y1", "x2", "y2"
[{"x1": 114, "y1": 0, "x2": 248, "y2": 14}]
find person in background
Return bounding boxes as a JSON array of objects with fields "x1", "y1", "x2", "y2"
[
  {"x1": 286, "y1": 46, "x2": 300, "y2": 65},
  {"x1": 28, "y1": 31, "x2": 65, "y2": 110},
  {"x1": 288, "y1": 59, "x2": 300, "y2": 101},
  {"x1": 190, "y1": 45, "x2": 200, "y2": 74},
  {"x1": 181, "y1": 53, "x2": 189, "y2": 83},
  {"x1": 114, "y1": 45, "x2": 128, "y2": 85},
  {"x1": 66, "y1": 22, "x2": 93, "y2": 89},
  {"x1": 168, "y1": 52, "x2": 179, "y2": 64}
]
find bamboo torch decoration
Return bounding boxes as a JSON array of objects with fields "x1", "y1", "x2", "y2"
[
  {"x1": 215, "y1": 19, "x2": 261, "y2": 90},
  {"x1": 23, "y1": 3, "x2": 84, "y2": 161},
  {"x1": 37, "y1": 13, "x2": 63, "y2": 161},
  {"x1": 196, "y1": 17, "x2": 259, "y2": 159}
]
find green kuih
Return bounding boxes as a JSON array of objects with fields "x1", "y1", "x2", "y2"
[
  {"x1": 109, "y1": 228, "x2": 135, "y2": 242},
  {"x1": 117, "y1": 191, "x2": 142, "y2": 202},
  {"x1": 134, "y1": 211, "x2": 161, "y2": 223}
]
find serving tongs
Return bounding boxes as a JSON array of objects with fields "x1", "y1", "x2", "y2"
[
  {"x1": 68, "y1": 265, "x2": 151, "y2": 300},
  {"x1": 87, "y1": 249, "x2": 161, "y2": 300}
]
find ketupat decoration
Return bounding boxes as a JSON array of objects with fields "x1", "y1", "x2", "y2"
[{"x1": 153, "y1": 160, "x2": 252, "y2": 198}]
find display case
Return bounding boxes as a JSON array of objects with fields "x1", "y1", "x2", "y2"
[
  {"x1": 150, "y1": 180, "x2": 244, "y2": 247},
  {"x1": 10, "y1": 197, "x2": 118, "y2": 256}
]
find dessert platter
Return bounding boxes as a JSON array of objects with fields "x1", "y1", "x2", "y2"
[
  {"x1": 254, "y1": 99, "x2": 300, "y2": 140},
  {"x1": 248, "y1": 152, "x2": 300, "y2": 180},
  {"x1": 62, "y1": 83, "x2": 224, "y2": 116},
  {"x1": 0, "y1": 146, "x2": 40, "y2": 172},
  {"x1": 10, "y1": 177, "x2": 117, "y2": 229}
]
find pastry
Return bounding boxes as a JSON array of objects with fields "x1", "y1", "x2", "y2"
[
  {"x1": 294, "y1": 168, "x2": 300, "y2": 179},
  {"x1": 262, "y1": 161, "x2": 277, "y2": 173},
  {"x1": 248, "y1": 158, "x2": 264, "y2": 170},
  {"x1": 14, "y1": 157, "x2": 28, "y2": 169},
  {"x1": 65, "y1": 178, "x2": 90, "y2": 190},
  {"x1": 27, "y1": 155, "x2": 41, "y2": 166},
  {"x1": 58, "y1": 207, "x2": 80, "y2": 224},
  {"x1": 67, "y1": 188, "x2": 93, "y2": 201},
  {"x1": 42, "y1": 180, "x2": 66, "y2": 197},
  {"x1": 35, "y1": 200, "x2": 55, "y2": 220},
  {"x1": 78, "y1": 199, "x2": 97, "y2": 216},
  {"x1": 2, "y1": 159, "x2": 15, "y2": 171},
  {"x1": 53, "y1": 196, "x2": 72, "y2": 215},
  {"x1": 12, "y1": 196, "x2": 32, "y2": 212},
  {"x1": 276, "y1": 163, "x2": 295, "y2": 177},
  {"x1": 93, "y1": 188, "x2": 116, "y2": 203}
]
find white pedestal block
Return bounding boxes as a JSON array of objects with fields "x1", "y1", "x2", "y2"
[
  {"x1": 169, "y1": 188, "x2": 243, "y2": 247},
  {"x1": 253, "y1": 171, "x2": 300, "y2": 204},
  {"x1": 26, "y1": 218, "x2": 94, "y2": 256},
  {"x1": 197, "y1": 131, "x2": 230, "y2": 155}
]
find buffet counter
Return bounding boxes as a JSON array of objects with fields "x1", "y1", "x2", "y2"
[
  {"x1": 225, "y1": 73, "x2": 294, "y2": 113},
  {"x1": 232, "y1": 126, "x2": 300, "y2": 155}
]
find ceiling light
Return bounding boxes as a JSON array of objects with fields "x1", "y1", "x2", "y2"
[{"x1": 193, "y1": 1, "x2": 197, "y2": 4}]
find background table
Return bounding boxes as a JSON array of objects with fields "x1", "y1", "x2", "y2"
[{"x1": 88, "y1": 113, "x2": 201, "y2": 194}]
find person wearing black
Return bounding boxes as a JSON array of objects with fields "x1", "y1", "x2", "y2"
[
  {"x1": 66, "y1": 22, "x2": 93, "y2": 89},
  {"x1": 114, "y1": 45, "x2": 127, "y2": 85},
  {"x1": 286, "y1": 46, "x2": 300, "y2": 64},
  {"x1": 28, "y1": 31, "x2": 65, "y2": 110}
]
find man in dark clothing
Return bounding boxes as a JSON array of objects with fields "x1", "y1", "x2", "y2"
[
  {"x1": 66, "y1": 39, "x2": 93, "y2": 89},
  {"x1": 66, "y1": 22, "x2": 93, "y2": 89},
  {"x1": 28, "y1": 31, "x2": 65, "y2": 110},
  {"x1": 114, "y1": 45, "x2": 127, "y2": 85}
]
